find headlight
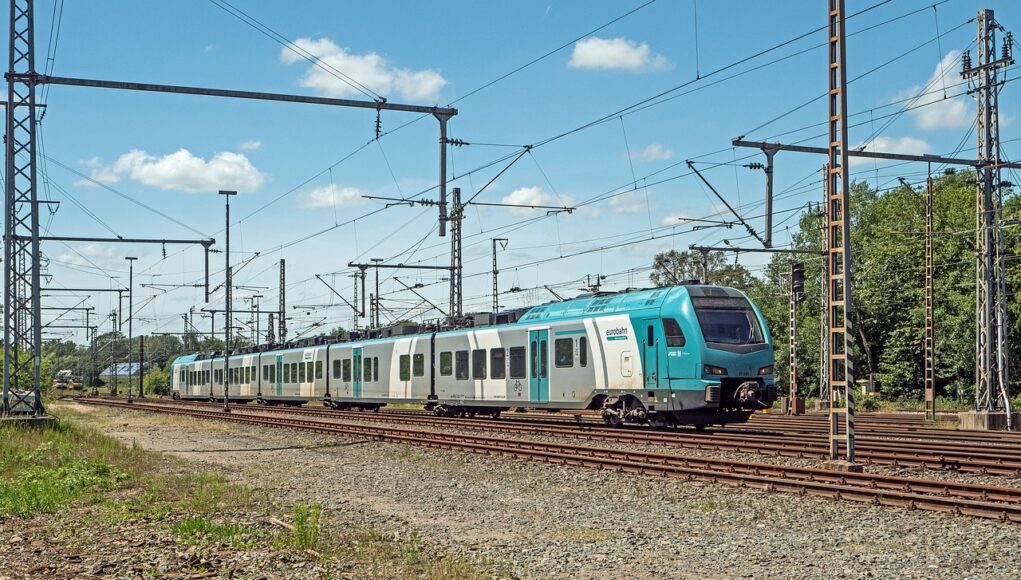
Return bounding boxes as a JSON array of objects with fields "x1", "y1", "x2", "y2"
[
  {"x1": 704, "y1": 364, "x2": 728, "y2": 376},
  {"x1": 758, "y1": 365, "x2": 774, "y2": 375}
]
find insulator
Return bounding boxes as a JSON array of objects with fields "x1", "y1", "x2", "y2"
[
  {"x1": 374, "y1": 109, "x2": 382, "y2": 139},
  {"x1": 963, "y1": 50, "x2": 972, "y2": 72},
  {"x1": 1004, "y1": 33, "x2": 1013, "y2": 60}
]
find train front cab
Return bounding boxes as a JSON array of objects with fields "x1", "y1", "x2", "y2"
[{"x1": 647, "y1": 286, "x2": 776, "y2": 428}]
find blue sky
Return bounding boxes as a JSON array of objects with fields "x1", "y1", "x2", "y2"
[{"x1": 24, "y1": 0, "x2": 1021, "y2": 343}]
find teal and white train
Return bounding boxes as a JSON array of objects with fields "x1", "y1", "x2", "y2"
[{"x1": 171, "y1": 284, "x2": 776, "y2": 428}]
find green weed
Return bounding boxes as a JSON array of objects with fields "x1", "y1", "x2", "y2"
[
  {"x1": 172, "y1": 515, "x2": 253, "y2": 547},
  {"x1": 292, "y1": 502, "x2": 322, "y2": 550}
]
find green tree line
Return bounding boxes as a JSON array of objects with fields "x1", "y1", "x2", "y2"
[{"x1": 651, "y1": 170, "x2": 1019, "y2": 405}]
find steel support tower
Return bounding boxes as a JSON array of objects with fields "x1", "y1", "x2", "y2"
[
  {"x1": 819, "y1": 165, "x2": 830, "y2": 403},
  {"x1": 2, "y1": 0, "x2": 43, "y2": 415},
  {"x1": 278, "y1": 259, "x2": 286, "y2": 343},
  {"x1": 788, "y1": 262, "x2": 799, "y2": 416},
  {"x1": 826, "y1": 0, "x2": 856, "y2": 465},
  {"x1": 963, "y1": 9, "x2": 1013, "y2": 415},
  {"x1": 448, "y1": 187, "x2": 463, "y2": 320},
  {"x1": 924, "y1": 175, "x2": 936, "y2": 421}
]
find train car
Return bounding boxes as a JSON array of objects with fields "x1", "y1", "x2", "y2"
[{"x1": 171, "y1": 284, "x2": 776, "y2": 427}]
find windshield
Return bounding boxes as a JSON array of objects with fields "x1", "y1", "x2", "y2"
[{"x1": 691, "y1": 296, "x2": 765, "y2": 345}]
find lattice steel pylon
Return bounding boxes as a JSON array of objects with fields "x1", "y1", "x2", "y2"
[
  {"x1": 825, "y1": 0, "x2": 856, "y2": 465},
  {"x1": 3, "y1": 0, "x2": 44, "y2": 415},
  {"x1": 924, "y1": 175, "x2": 936, "y2": 422},
  {"x1": 962, "y1": 9, "x2": 1013, "y2": 416}
]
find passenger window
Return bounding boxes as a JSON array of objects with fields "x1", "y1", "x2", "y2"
[
  {"x1": 283, "y1": 364, "x2": 290, "y2": 383},
  {"x1": 440, "y1": 352, "x2": 453, "y2": 376},
  {"x1": 664, "y1": 318, "x2": 686, "y2": 347},
  {"x1": 413, "y1": 353, "x2": 425, "y2": 377},
  {"x1": 373, "y1": 357, "x2": 379, "y2": 381},
  {"x1": 472, "y1": 349, "x2": 486, "y2": 379},
  {"x1": 509, "y1": 347, "x2": 526, "y2": 379},
  {"x1": 354, "y1": 358, "x2": 361, "y2": 381},
  {"x1": 343, "y1": 359, "x2": 351, "y2": 382},
  {"x1": 647, "y1": 325, "x2": 655, "y2": 347},
  {"x1": 251, "y1": 366, "x2": 256, "y2": 382},
  {"x1": 290, "y1": 363, "x2": 298, "y2": 383},
  {"x1": 530, "y1": 341, "x2": 537, "y2": 378},
  {"x1": 364, "y1": 358, "x2": 372, "y2": 383},
  {"x1": 455, "y1": 351, "x2": 469, "y2": 380},
  {"x1": 580, "y1": 336, "x2": 588, "y2": 367},
  {"x1": 299, "y1": 362, "x2": 306, "y2": 383},
  {"x1": 399, "y1": 355, "x2": 411, "y2": 381},
  {"x1": 269, "y1": 365, "x2": 275, "y2": 382},
  {"x1": 491, "y1": 348, "x2": 506, "y2": 379},
  {"x1": 555, "y1": 338, "x2": 573, "y2": 367},
  {"x1": 332, "y1": 359, "x2": 341, "y2": 379},
  {"x1": 307, "y1": 362, "x2": 314, "y2": 381},
  {"x1": 539, "y1": 340, "x2": 548, "y2": 377}
]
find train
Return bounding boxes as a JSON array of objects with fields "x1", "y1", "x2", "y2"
[{"x1": 171, "y1": 283, "x2": 777, "y2": 428}]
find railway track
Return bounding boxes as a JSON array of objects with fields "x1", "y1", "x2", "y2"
[
  {"x1": 138, "y1": 398, "x2": 1021, "y2": 476},
  {"x1": 77, "y1": 398, "x2": 1021, "y2": 523}
]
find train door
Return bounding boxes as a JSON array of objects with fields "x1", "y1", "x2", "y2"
[
  {"x1": 528, "y1": 329, "x2": 549, "y2": 403},
  {"x1": 275, "y1": 355, "x2": 283, "y2": 396},
  {"x1": 353, "y1": 347, "x2": 363, "y2": 398},
  {"x1": 640, "y1": 318, "x2": 658, "y2": 389}
]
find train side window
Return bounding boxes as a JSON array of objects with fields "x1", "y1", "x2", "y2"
[
  {"x1": 555, "y1": 338, "x2": 573, "y2": 367},
  {"x1": 491, "y1": 348, "x2": 506, "y2": 379},
  {"x1": 455, "y1": 350, "x2": 469, "y2": 380},
  {"x1": 291, "y1": 362, "x2": 298, "y2": 383},
  {"x1": 332, "y1": 359, "x2": 341, "y2": 379},
  {"x1": 314, "y1": 361, "x2": 322, "y2": 380},
  {"x1": 243, "y1": 367, "x2": 250, "y2": 383},
  {"x1": 261, "y1": 365, "x2": 267, "y2": 381},
  {"x1": 399, "y1": 355, "x2": 411, "y2": 381},
  {"x1": 282, "y1": 364, "x2": 288, "y2": 383},
  {"x1": 353, "y1": 358, "x2": 361, "y2": 381},
  {"x1": 472, "y1": 349, "x2": 487, "y2": 380},
  {"x1": 269, "y1": 365, "x2": 275, "y2": 383},
  {"x1": 580, "y1": 337, "x2": 588, "y2": 367},
  {"x1": 664, "y1": 318, "x2": 686, "y2": 347},
  {"x1": 440, "y1": 352, "x2": 453, "y2": 376},
  {"x1": 307, "y1": 362, "x2": 314, "y2": 381},
  {"x1": 373, "y1": 357, "x2": 379, "y2": 382},
  {"x1": 530, "y1": 340, "x2": 537, "y2": 378},
  {"x1": 298, "y1": 362, "x2": 305, "y2": 383},
  {"x1": 539, "y1": 340, "x2": 548, "y2": 377},
  {"x1": 647, "y1": 325, "x2": 655, "y2": 346},
  {"x1": 413, "y1": 353, "x2": 424, "y2": 377},
  {"x1": 342, "y1": 359, "x2": 351, "y2": 382},
  {"x1": 364, "y1": 358, "x2": 372, "y2": 383},
  {"x1": 509, "y1": 347, "x2": 526, "y2": 379}
]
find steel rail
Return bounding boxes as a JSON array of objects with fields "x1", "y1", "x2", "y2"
[{"x1": 78, "y1": 399, "x2": 1021, "y2": 521}]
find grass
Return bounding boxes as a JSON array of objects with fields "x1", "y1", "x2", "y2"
[
  {"x1": 172, "y1": 515, "x2": 255, "y2": 548},
  {"x1": 291, "y1": 502, "x2": 322, "y2": 550},
  {"x1": 1, "y1": 403, "x2": 500, "y2": 578}
]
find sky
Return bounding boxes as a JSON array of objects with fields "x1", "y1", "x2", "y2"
[{"x1": 18, "y1": 0, "x2": 1021, "y2": 345}]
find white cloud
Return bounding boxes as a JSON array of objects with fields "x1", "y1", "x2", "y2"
[
  {"x1": 632, "y1": 144, "x2": 674, "y2": 162},
  {"x1": 501, "y1": 186, "x2": 553, "y2": 217},
  {"x1": 282, "y1": 37, "x2": 447, "y2": 102},
  {"x1": 895, "y1": 51, "x2": 971, "y2": 130},
  {"x1": 56, "y1": 244, "x2": 116, "y2": 268},
  {"x1": 661, "y1": 212, "x2": 694, "y2": 226},
  {"x1": 568, "y1": 37, "x2": 669, "y2": 71},
  {"x1": 849, "y1": 136, "x2": 931, "y2": 167},
  {"x1": 609, "y1": 189, "x2": 649, "y2": 214},
  {"x1": 239, "y1": 140, "x2": 262, "y2": 150},
  {"x1": 82, "y1": 149, "x2": 266, "y2": 192},
  {"x1": 297, "y1": 184, "x2": 370, "y2": 209}
]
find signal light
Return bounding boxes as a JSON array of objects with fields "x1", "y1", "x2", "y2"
[{"x1": 791, "y1": 261, "x2": 805, "y2": 303}]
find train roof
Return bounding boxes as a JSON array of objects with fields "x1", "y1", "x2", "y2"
[{"x1": 175, "y1": 284, "x2": 746, "y2": 361}]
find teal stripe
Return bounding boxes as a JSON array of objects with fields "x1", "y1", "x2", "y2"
[
  {"x1": 555, "y1": 329, "x2": 586, "y2": 336},
  {"x1": 606, "y1": 335, "x2": 628, "y2": 341}
]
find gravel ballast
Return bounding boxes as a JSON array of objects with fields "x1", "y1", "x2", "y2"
[{"x1": 63, "y1": 402, "x2": 1021, "y2": 579}]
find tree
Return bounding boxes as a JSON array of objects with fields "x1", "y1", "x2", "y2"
[{"x1": 649, "y1": 249, "x2": 755, "y2": 290}]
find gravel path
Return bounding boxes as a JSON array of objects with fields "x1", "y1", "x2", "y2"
[{"x1": 65, "y1": 402, "x2": 1021, "y2": 579}]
